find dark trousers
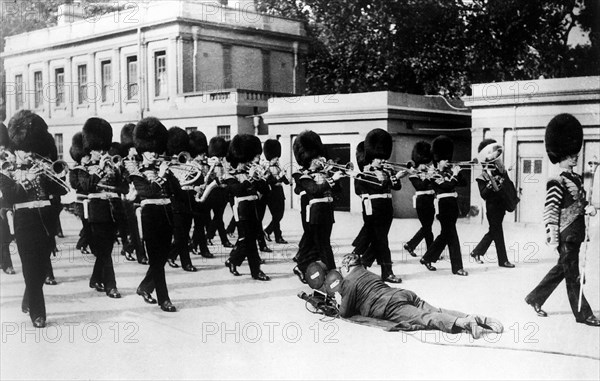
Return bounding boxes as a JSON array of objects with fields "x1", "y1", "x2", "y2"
[
  {"x1": 206, "y1": 196, "x2": 230, "y2": 244},
  {"x1": 361, "y1": 214, "x2": 393, "y2": 268},
  {"x1": 383, "y1": 290, "x2": 467, "y2": 332},
  {"x1": 76, "y1": 220, "x2": 91, "y2": 251},
  {"x1": 169, "y1": 211, "x2": 193, "y2": 267},
  {"x1": 471, "y1": 208, "x2": 509, "y2": 264},
  {"x1": 255, "y1": 197, "x2": 268, "y2": 248},
  {"x1": 89, "y1": 223, "x2": 117, "y2": 291},
  {"x1": 308, "y1": 222, "x2": 336, "y2": 270},
  {"x1": 138, "y1": 205, "x2": 173, "y2": 304},
  {"x1": 1, "y1": 212, "x2": 13, "y2": 270},
  {"x1": 526, "y1": 242, "x2": 593, "y2": 321},
  {"x1": 123, "y1": 201, "x2": 147, "y2": 263},
  {"x1": 14, "y1": 208, "x2": 54, "y2": 322},
  {"x1": 294, "y1": 211, "x2": 313, "y2": 271},
  {"x1": 229, "y1": 219, "x2": 261, "y2": 277},
  {"x1": 192, "y1": 207, "x2": 210, "y2": 253},
  {"x1": 406, "y1": 196, "x2": 435, "y2": 251},
  {"x1": 264, "y1": 186, "x2": 285, "y2": 239},
  {"x1": 422, "y1": 199, "x2": 464, "y2": 273}
]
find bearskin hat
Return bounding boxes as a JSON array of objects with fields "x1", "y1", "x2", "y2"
[
  {"x1": 293, "y1": 130, "x2": 325, "y2": 169},
  {"x1": 7, "y1": 110, "x2": 50, "y2": 155},
  {"x1": 263, "y1": 139, "x2": 281, "y2": 161},
  {"x1": 477, "y1": 138, "x2": 496, "y2": 153},
  {"x1": 227, "y1": 134, "x2": 261, "y2": 167},
  {"x1": 120, "y1": 123, "x2": 135, "y2": 150},
  {"x1": 82, "y1": 117, "x2": 113, "y2": 152},
  {"x1": 411, "y1": 141, "x2": 432, "y2": 166},
  {"x1": 545, "y1": 113, "x2": 583, "y2": 164},
  {"x1": 0, "y1": 122, "x2": 9, "y2": 148},
  {"x1": 356, "y1": 141, "x2": 366, "y2": 171},
  {"x1": 133, "y1": 117, "x2": 168, "y2": 154},
  {"x1": 108, "y1": 142, "x2": 122, "y2": 157},
  {"x1": 208, "y1": 136, "x2": 228, "y2": 158},
  {"x1": 431, "y1": 135, "x2": 454, "y2": 162},
  {"x1": 69, "y1": 132, "x2": 85, "y2": 164},
  {"x1": 189, "y1": 131, "x2": 208, "y2": 157},
  {"x1": 43, "y1": 133, "x2": 58, "y2": 161},
  {"x1": 365, "y1": 128, "x2": 393, "y2": 162},
  {"x1": 166, "y1": 127, "x2": 190, "y2": 156}
]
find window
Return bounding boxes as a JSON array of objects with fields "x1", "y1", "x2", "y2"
[
  {"x1": 101, "y1": 60, "x2": 111, "y2": 103},
  {"x1": 54, "y1": 133, "x2": 63, "y2": 160},
  {"x1": 154, "y1": 51, "x2": 167, "y2": 97},
  {"x1": 34, "y1": 71, "x2": 43, "y2": 108},
  {"x1": 533, "y1": 159, "x2": 542, "y2": 174},
  {"x1": 185, "y1": 127, "x2": 197, "y2": 133},
  {"x1": 127, "y1": 56, "x2": 138, "y2": 100},
  {"x1": 77, "y1": 65, "x2": 87, "y2": 105},
  {"x1": 217, "y1": 125, "x2": 231, "y2": 141},
  {"x1": 15, "y1": 75, "x2": 23, "y2": 110},
  {"x1": 523, "y1": 159, "x2": 532, "y2": 174},
  {"x1": 55, "y1": 68, "x2": 65, "y2": 107}
]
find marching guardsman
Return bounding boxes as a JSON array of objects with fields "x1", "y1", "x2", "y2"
[
  {"x1": 404, "y1": 141, "x2": 435, "y2": 257},
  {"x1": 525, "y1": 114, "x2": 600, "y2": 326},
  {"x1": 205, "y1": 136, "x2": 234, "y2": 249},
  {"x1": 420, "y1": 136, "x2": 468, "y2": 276},
  {"x1": 262, "y1": 139, "x2": 290, "y2": 244},
  {"x1": 71, "y1": 118, "x2": 126, "y2": 298},
  {"x1": 354, "y1": 129, "x2": 403, "y2": 283},
  {"x1": 292, "y1": 130, "x2": 342, "y2": 277},
  {"x1": 70, "y1": 132, "x2": 92, "y2": 257},
  {"x1": 188, "y1": 131, "x2": 213, "y2": 258},
  {"x1": 0, "y1": 122, "x2": 16, "y2": 275},
  {"x1": 120, "y1": 123, "x2": 148, "y2": 265},
  {"x1": 128, "y1": 117, "x2": 180, "y2": 312},
  {"x1": 350, "y1": 141, "x2": 369, "y2": 256},
  {"x1": 223, "y1": 134, "x2": 270, "y2": 281},
  {"x1": 291, "y1": 160, "x2": 311, "y2": 284},
  {"x1": 166, "y1": 127, "x2": 200, "y2": 271},
  {"x1": 0, "y1": 110, "x2": 68, "y2": 328},
  {"x1": 469, "y1": 139, "x2": 515, "y2": 268}
]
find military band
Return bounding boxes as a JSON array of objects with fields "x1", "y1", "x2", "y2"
[{"x1": 1, "y1": 109, "x2": 598, "y2": 329}]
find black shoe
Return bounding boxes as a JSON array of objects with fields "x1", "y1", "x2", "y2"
[
  {"x1": 80, "y1": 247, "x2": 90, "y2": 255},
  {"x1": 500, "y1": 261, "x2": 515, "y2": 268},
  {"x1": 420, "y1": 258, "x2": 436, "y2": 271},
  {"x1": 252, "y1": 271, "x2": 271, "y2": 281},
  {"x1": 183, "y1": 264, "x2": 198, "y2": 272},
  {"x1": 264, "y1": 232, "x2": 272, "y2": 242},
  {"x1": 137, "y1": 290, "x2": 157, "y2": 304},
  {"x1": 580, "y1": 315, "x2": 600, "y2": 327},
  {"x1": 275, "y1": 237, "x2": 288, "y2": 244},
  {"x1": 139, "y1": 258, "x2": 149, "y2": 265},
  {"x1": 122, "y1": 250, "x2": 136, "y2": 262},
  {"x1": 3, "y1": 267, "x2": 15, "y2": 275},
  {"x1": 259, "y1": 258, "x2": 266, "y2": 265},
  {"x1": 293, "y1": 266, "x2": 307, "y2": 284},
  {"x1": 207, "y1": 239, "x2": 214, "y2": 246},
  {"x1": 403, "y1": 244, "x2": 417, "y2": 257},
  {"x1": 160, "y1": 301, "x2": 177, "y2": 312},
  {"x1": 222, "y1": 241, "x2": 234, "y2": 248},
  {"x1": 259, "y1": 245, "x2": 272, "y2": 253},
  {"x1": 453, "y1": 269, "x2": 469, "y2": 276},
  {"x1": 383, "y1": 274, "x2": 402, "y2": 283},
  {"x1": 22, "y1": 305, "x2": 29, "y2": 314},
  {"x1": 32, "y1": 317, "x2": 46, "y2": 328},
  {"x1": 225, "y1": 259, "x2": 240, "y2": 276},
  {"x1": 45, "y1": 276, "x2": 58, "y2": 285},
  {"x1": 89, "y1": 282, "x2": 105, "y2": 292},
  {"x1": 57, "y1": 232, "x2": 64, "y2": 238},
  {"x1": 167, "y1": 259, "x2": 179, "y2": 268},
  {"x1": 200, "y1": 250, "x2": 214, "y2": 259},
  {"x1": 525, "y1": 299, "x2": 547, "y2": 317},
  {"x1": 471, "y1": 252, "x2": 484, "y2": 264},
  {"x1": 107, "y1": 288, "x2": 122, "y2": 298}
]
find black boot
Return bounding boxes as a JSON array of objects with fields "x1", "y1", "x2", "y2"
[{"x1": 381, "y1": 264, "x2": 402, "y2": 283}]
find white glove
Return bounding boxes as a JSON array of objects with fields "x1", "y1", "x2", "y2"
[{"x1": 585, "y1": 205, "x2": 597, "y2": 217}]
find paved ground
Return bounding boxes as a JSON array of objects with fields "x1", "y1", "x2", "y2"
[{"x1": 1, "y1": 208, "x2": 599, "y2": 380}]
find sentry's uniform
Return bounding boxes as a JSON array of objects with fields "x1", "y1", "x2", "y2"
[{"x1": 405, "y1": 170, "x2": 435, "y2": 252}]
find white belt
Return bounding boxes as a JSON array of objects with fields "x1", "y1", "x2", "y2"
[
  {"x1": 88, "y1": 192, "x2": 120, "y2": 199},
  {"x1": 359, "y1": 193, "x2": 392, "y2": 216},
  {"x1": 233, "y1": 195, "x2": 258, "y2": 222},
  {"x1": 306, "y1": 196, "x2": 333, "y2": 223},
  {"x1": 299, "y1": 191, "x2": 306, "y2": 197},
  {"x1": 413, "y1": 190, "x2": 435, "y2": 209},
  {"x1": 141, "y1": 198, "x2": 171, "y2": 206},
  {"x1": 434, "y1": 192, "x2": 458, "y2": 215},
  {"x1": 181, "y1": 185, "x2": 195, "y2": 191},
  {"x1": 13, "y1": 200, "x2": 51, "y2": 210},
  {"x1": 6, "y1": 209, "x2": 15, "y2": 235}
]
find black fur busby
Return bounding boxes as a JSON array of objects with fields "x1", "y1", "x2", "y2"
[
  {"x1": 133, "y1": 117, "x2": 168, "y2": 154},
  {"x1": 365, "y1": 128, "x2": 393, "y2": 162},
  {"x1": 7, "y1": 110, "x2": 50, "y2": 155},
  {"x1": 431, "y1": 135, "x2": 454, "y2": 162},
  {"x1": 356, "y1": 141, "x2": 366, "y2": 171},
  {"x1": 545, "y1": 113, "x2": 583, "y2": 164},
  {"x1": 477, "y1": 139, "x2": 497, "y2": 153},
  {"x1": 108, "y1": 142, "x2": 122, "y2": 157},
  {"x1": 293, "y1": 130, "x2": 325, "y2": 169},
  {"x1": 189, "y1": 131, "x2": 208, "y2": 157},
  {"x1": 120, "y1": 123, "x2": 135, "y2": 150},
  {"x1": 227, "y1": 134, "x2": 262, "y2": 167},
  {"x1": 69, "y1": 132, "x2": 85, "y2": 164},
  {"x1": 208, "y1": 136, "x2": 228, "y2": 158},
  {"x1": 264, "y1": 139, "x2": 281, "y2": 161},
  {"x1": 82, "y1": 117, "x2": 113, "y2": 152},
  {"x1": 412, "y1": 141, "x2": 432, "y2": 165},
  {"x1": 42, "y1": 133, "x2": 58, "y2": 161},
  {"x1": 166, "y1": 127, "x2": 190, "y2": 156},
  {"x1": 0, "y1": 122, "x2": 9, "y2": 149}
]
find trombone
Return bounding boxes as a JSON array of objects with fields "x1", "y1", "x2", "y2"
[
  {"x1": 28, "y1": 153, "x2": 71, "y2": 192},
  {"x1": 320, "y1": 159, "x2": 382, "y2": 186}
]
